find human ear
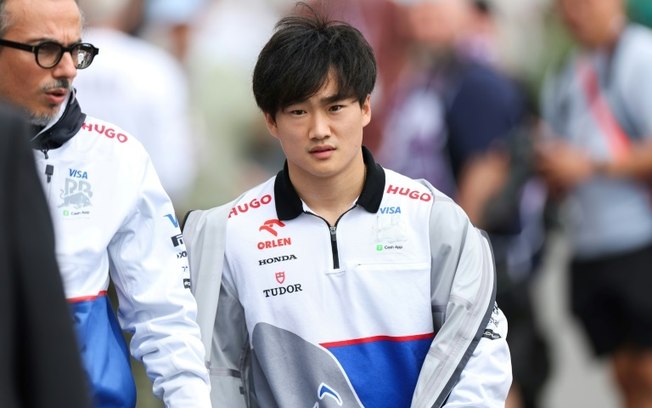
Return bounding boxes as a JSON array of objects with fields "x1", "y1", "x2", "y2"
[{"x1": 264, "y1": 112, "x2": 280, "y2": 139}]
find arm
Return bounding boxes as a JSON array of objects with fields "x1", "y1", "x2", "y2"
[
  {"x1": 456, "y1": 150, "x2": 510, "y2": 228},
  {"x1": 184, "y1": 203, "x2": 250, "y2": 407},
  {"x1": 446, "y1": 63, "x2": 526, "y2": 229},
  {"x1": 108, "y1": 157, "x2": 210, "y2": 407},
  {"x1": 534, "y1": 128, "x2": 652, "y2": 195},
  {"x1": 443, "y1": 305, "x2": 511, "y2": 407},
  {"x1": 536, "y1": 47, "x2": 652, "y2": 193},
  {"x1": 412, "y1": 181, "x2": 511, "y2": 408},
  {"x1": 593, "y1": 138, "x2": 652, "y2": 180}
]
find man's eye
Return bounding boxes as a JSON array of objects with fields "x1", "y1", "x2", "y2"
[{"x1": 330, "y1": 105, "x2": 344, "y2": 112}]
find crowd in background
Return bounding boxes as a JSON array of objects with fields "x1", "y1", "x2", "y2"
[{"x1": 11, "y1": 0, "x2": 652, "y2": 406}]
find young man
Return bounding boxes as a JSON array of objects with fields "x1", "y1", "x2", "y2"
[
  {"x1": 185, "y1": 9, "x2": 511, "y2": 407},
  {"x1": 538, "y1": 0, "x2": 652, "y2": 405},
  {"x1": 0, "y1": 0, "x2": 210, "y2": 406}
]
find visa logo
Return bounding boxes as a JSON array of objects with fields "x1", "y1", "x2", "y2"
[
  {"x1": 379, "y1": 206, "x2": 401, "y2": 214},
  {"x1": 165, "y1": 214, "x2": 179, "y2": 228},
  {"x1": 68, "y1": 169, "x2": 88, "y2": 179}
]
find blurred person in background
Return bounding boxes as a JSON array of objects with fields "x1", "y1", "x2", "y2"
[
  {"x1": 74, "y1": 4, "x2": 202, "y2": 404},
  {"x1": 75, "y1": 0, "x2": 198, "y2": 210},
  {"x1": 0, "y1": 101, "x2": 91, "y2": 408},
  {"x1": 302, "y1": 0, "x2": 412, "y2": 153},
  {"x1": 140, "y1": 0, "x2": 207, "y2": 62},
  {"x1": 0, "y1": 0, "x2": 211, "y2": 406},
  {"x1": 538, "y1": 0, "x2": 652, "y2": 406},
  {"x1": 182, "y1": 0, "x2": 292, "y2": 208},
  {"x1": 377, "y1": 0, "x2": 550, "y2": 407}
]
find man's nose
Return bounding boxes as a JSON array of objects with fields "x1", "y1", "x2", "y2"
[
  {"x1": 309, "y1": 111, "x2": 330, "y2": 139},
  {"x1": 51, "y1": 50, "x2": 78, "y2": 79}
]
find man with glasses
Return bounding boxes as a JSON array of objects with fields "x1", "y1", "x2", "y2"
[{"x1": 0, "y1": 0, "x2": 211, "y2": 406}]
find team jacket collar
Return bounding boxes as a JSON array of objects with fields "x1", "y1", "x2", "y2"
[
  {"x1": 274, "y1": 146, "x2": 386, "y2": 221},
  {"x1": 30, "y1": 88, "x2": 86, "y2": 150}
]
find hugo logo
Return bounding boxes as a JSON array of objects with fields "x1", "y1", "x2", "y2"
[
  {"x1": 229, "y1": 194, "x2": 272, "y2": 218},
  {"x1": 81, "y1": 122, "x2": 128, "y2": 143},
  {"x1": 386, "y1": 185, "x2": 432, "y2": 202}
]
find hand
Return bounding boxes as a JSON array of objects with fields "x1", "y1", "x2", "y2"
[
  {"x1": 534, "y1": 139, "x2": 595, "y2": 197},
  {"x1": 457, "y1": 151, "x2": 509, "y2": 227}
]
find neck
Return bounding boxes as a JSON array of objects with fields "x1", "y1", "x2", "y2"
[
  {"x1": 604, "y1": 15, "x2": 626, "y2": 50},
  {"x1": 289, "y1": 154, "x2": 367, "y2": 225}
]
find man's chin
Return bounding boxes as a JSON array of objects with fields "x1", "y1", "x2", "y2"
[{"x1": 29, "y1": 111, "x2": 56, "y2": 127}]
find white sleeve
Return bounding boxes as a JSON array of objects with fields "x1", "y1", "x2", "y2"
[
  {"x1": 108, "y1": 156, "x2": 210, "y2": 407},
  {"x1": 412, "y1": 187, "x2": 511, "y2": 408},
  {"x1": 444, "y1": 305, "x2": 512, "y2": 407}
]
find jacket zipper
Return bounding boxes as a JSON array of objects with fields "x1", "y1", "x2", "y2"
[
  {"x1": 41, "y1": 149, "x2": 54, "y2": 183},
  {"x1": 309, "y1": 207, "x2": 356, "y2": 270},
  {"x1": 329, "y1": 226, "x2": 340, "y2": 269}
]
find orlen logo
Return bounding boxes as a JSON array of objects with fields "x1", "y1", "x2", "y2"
[
  {"x1": 386, "y1": 185, "x2": 432, "y2": 202},
  {"x1": 259, "y1": 219, "x2": 285, "y2": 236},
  {"x1": 81, "y1": 122, "x2": 128, "y2": 143},
  {"x1": 228, "y1": 194, "x2": 272, "y2": 218},
  {"x1": 257, "y1": 219, "x2": 292, "y2": 250}
]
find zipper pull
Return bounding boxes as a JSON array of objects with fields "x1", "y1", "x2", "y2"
[{"x1": 45, "y1": 164, "x2": 54, "y2": 183}]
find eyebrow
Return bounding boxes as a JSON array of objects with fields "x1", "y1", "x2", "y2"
[
  {"x1": 283, "y1": 91, "x2": 354, "y2": 110},
  {"x1": 320, "y1": 93, "x2": 354, "y2": 105},
  {"x1": 30, "y1": 37, "x2": 83, "y2": 45}
]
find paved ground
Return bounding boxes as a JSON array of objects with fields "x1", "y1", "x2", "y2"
[{"x1": 532, "y1": 229, "x2": 620, "y2": 408}]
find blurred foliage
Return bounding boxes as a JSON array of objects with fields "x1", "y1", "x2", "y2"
[{"x1": 628, "y1": 0, "x2": 652, "y2": 28}]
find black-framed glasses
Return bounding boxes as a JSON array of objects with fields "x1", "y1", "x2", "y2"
[{"x1": 0, "y1": 39, "x2": 99, "y2": 69}]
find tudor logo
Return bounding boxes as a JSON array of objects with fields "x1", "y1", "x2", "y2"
[
  {"x1": 275, "y1": 271, "x2": 285, "y2": 284},
  {"x1": 259, "y1": 219, "x2": 285, "y2": 236}
]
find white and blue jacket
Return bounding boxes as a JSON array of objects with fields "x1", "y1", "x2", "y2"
[
  {"x1": 31, "y1": 93, "x2": 210, "y2": 408},
  {"x1": 184, "y1": 147, "x2": 511, "y2": 407}
]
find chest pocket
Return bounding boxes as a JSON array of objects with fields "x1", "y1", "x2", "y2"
[{"x1": 351, "y1": 262, "x2": 432, "y2": 331}]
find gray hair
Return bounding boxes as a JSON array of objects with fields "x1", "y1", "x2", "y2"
[
  {"x1": 0, "y1": 0, "x2": 10, "y2": 36},
  {"x1": 0, "y1": 0, "x2": 84, "y2": 36}
]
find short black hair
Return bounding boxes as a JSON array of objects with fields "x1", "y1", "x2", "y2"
[{"x1": 252, "y1": 4, "x2": 376, "y2": 118}]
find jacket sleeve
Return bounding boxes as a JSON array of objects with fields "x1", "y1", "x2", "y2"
[
  {"x1": 184, "y1": 198, "x2": 249, "y2": 408},
  {"x1": 412, "y1": 180, "x2": 511, "y2": 408},
  {"x1": 108, "y1": 157, "x2": 210, "y2": 407},
  {"x1": 443, "y1": 305, "x2": 511, "y2": 407}
]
